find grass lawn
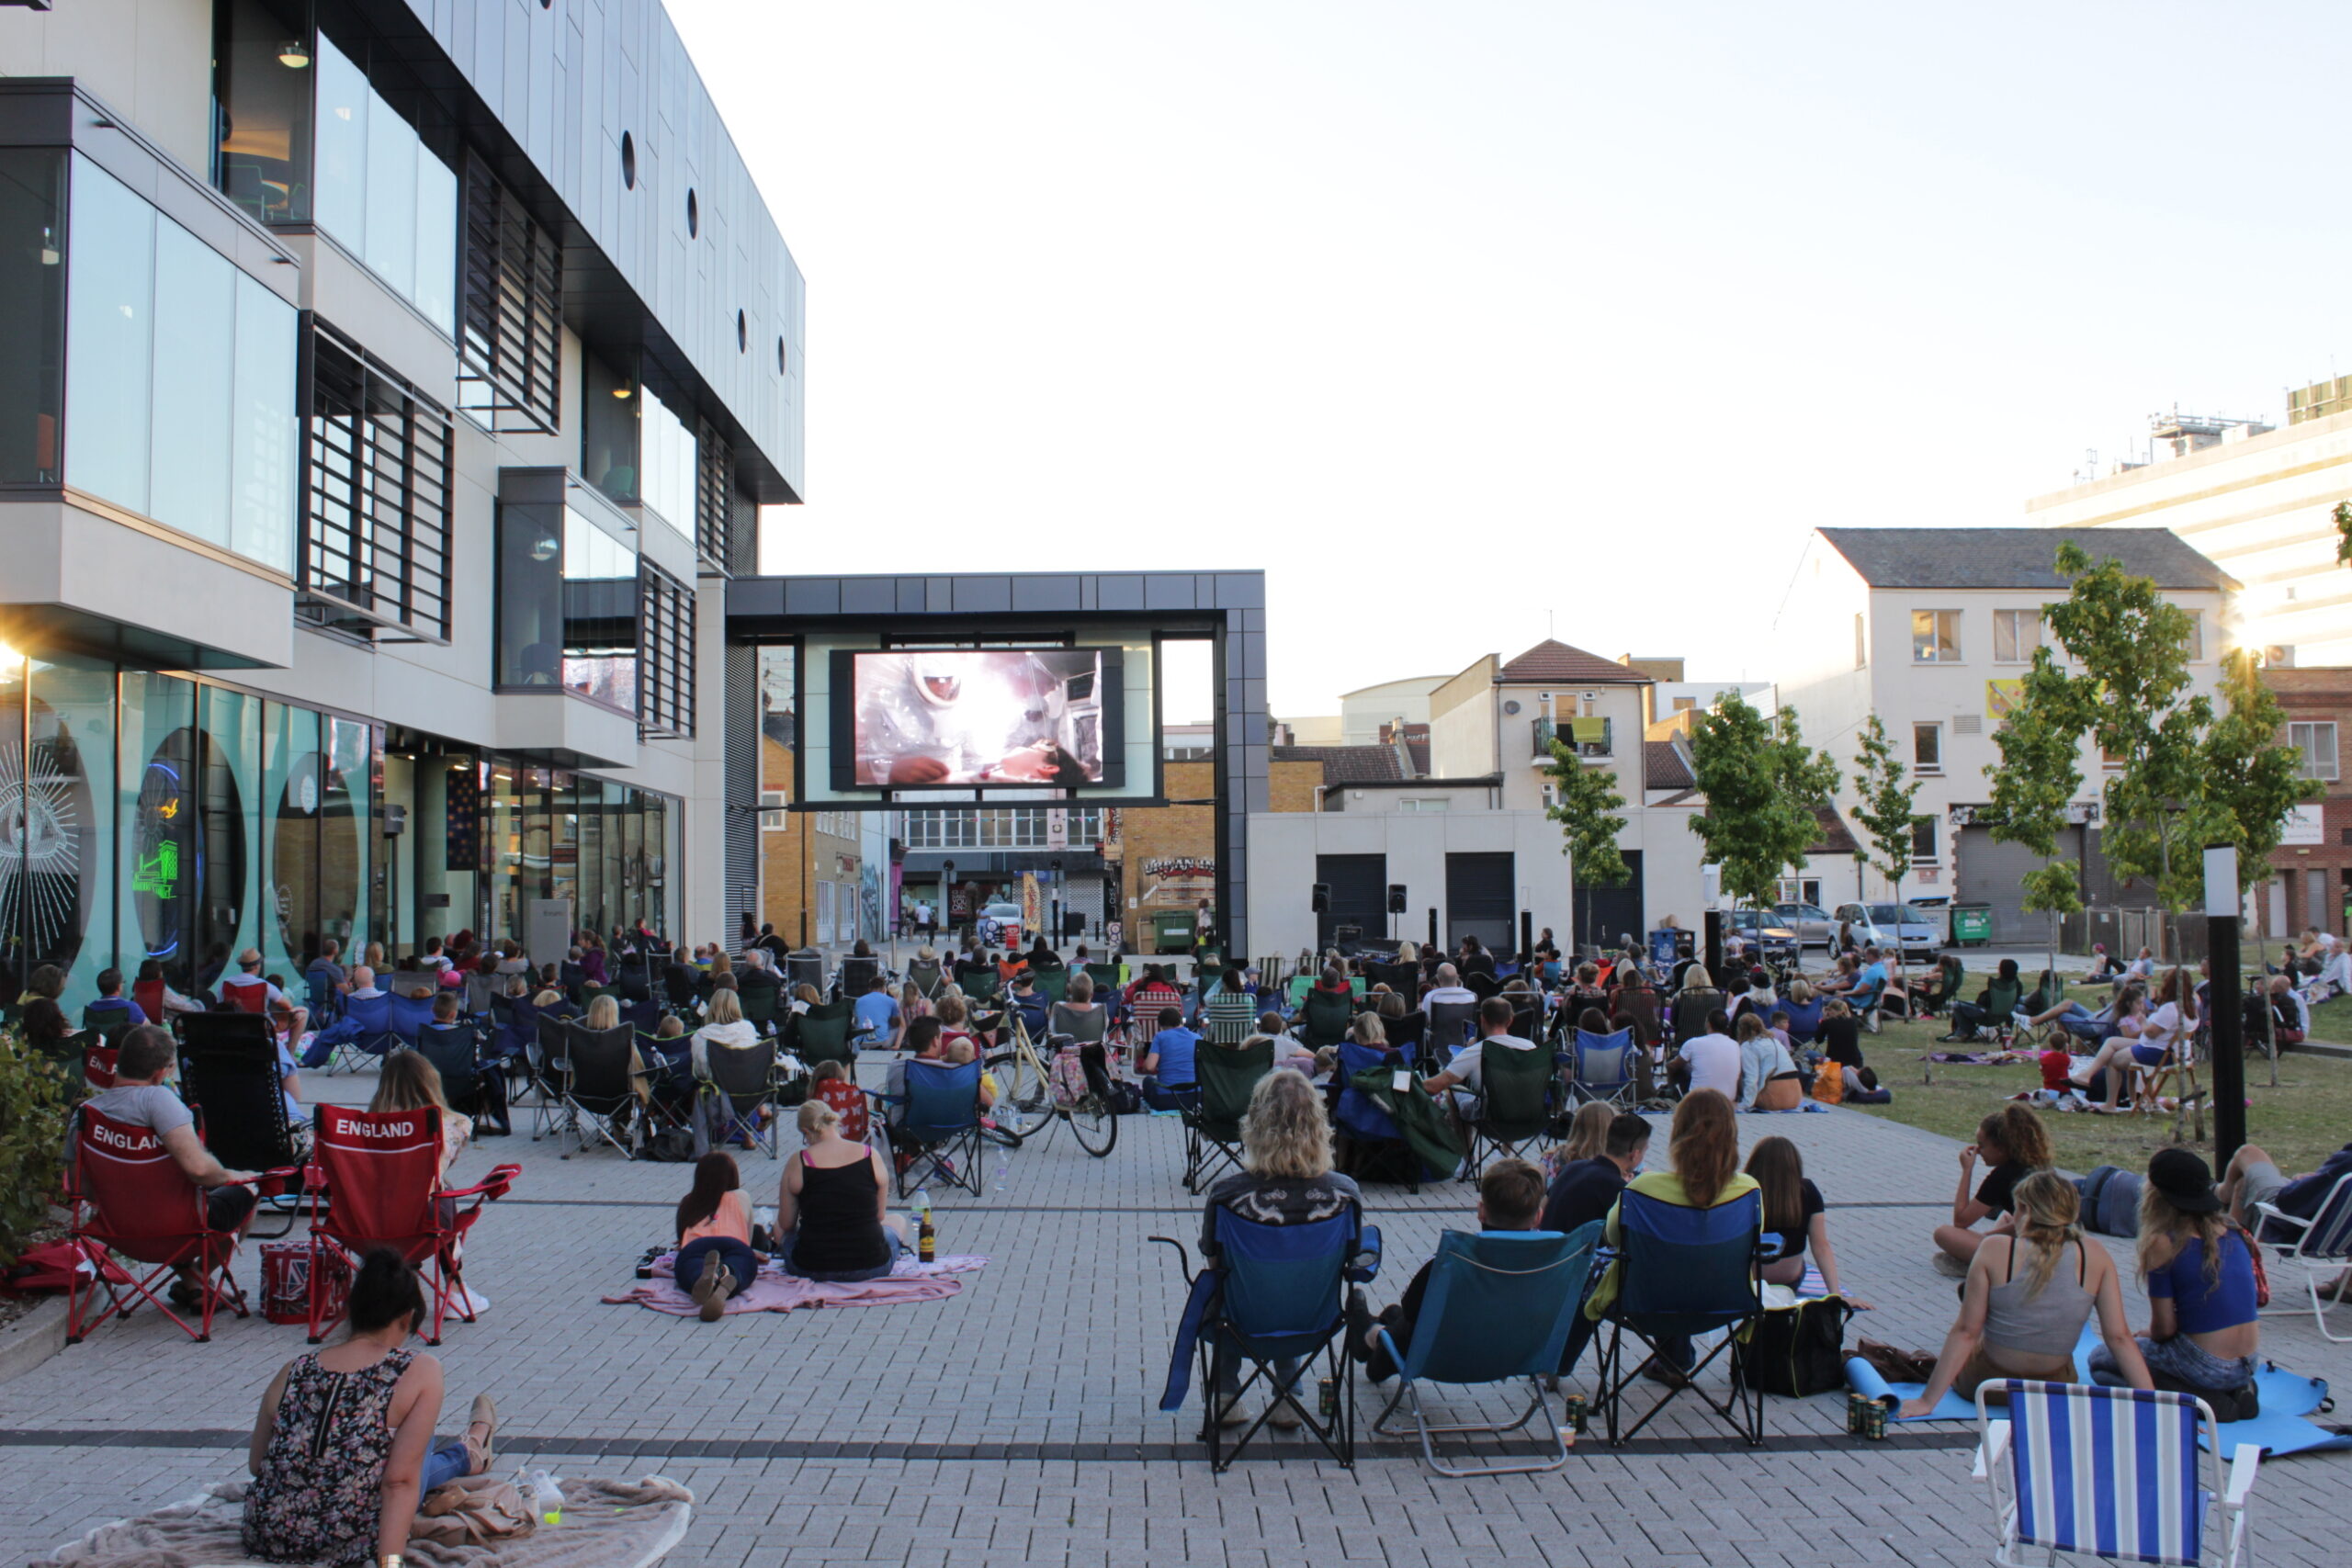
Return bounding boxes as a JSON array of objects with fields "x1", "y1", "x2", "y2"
[
  {"x1": 1839, "y1": 1010, "x2": 2352, "y2": 1176},
  {"x1": 2306, "y1": 991, "x2": 2352, "y2": 1044}
]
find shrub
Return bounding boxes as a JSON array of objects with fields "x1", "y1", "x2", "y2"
[{"x1": 0, "y1": 1025, "x2": 76, "y2": 1266}]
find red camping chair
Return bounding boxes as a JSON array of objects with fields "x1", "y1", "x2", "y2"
[
  {"x1": 83, "y1": 1045, "x2": 119, "y2": 1094},
  {"x1": 62, "y1": 1107, "x2": 280, "y2": 1343},
  {"x1": 133, "y1": 977, "x2": 167, "y2": 1025},
  {"x1": 304, "y1": 1104, "x2": 519, "y2": 1345}
]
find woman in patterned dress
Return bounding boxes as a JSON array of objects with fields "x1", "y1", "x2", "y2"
[{"x1": 241, "y1": 1250, "x2": 500, "y2": 1567}]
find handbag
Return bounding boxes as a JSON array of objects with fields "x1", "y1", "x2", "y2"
[{"x1": 1744, "y1": 1294, "x2": 1850, "y2": 1396}]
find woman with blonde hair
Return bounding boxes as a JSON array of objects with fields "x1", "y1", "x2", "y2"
[
  {"x1": 790, "y1": 981, "x2": 821, "y2": 1017},
  {"x1": 1196, "y1": 1069, "x2": 1361, "y2": 1429},
  {"x1": 1554, "y1": 1100, "x2": 1617, "y2": 1170},
  {"x1": 1900, "y1": 1171, "x2": 2151, "y2": 1417},
  {"x1": 371, "y1": 1049, "x2": 470, "y2": 1178},
  {"x1": 582, "y1": 993, "x2": 621, "y2": 1032},
  {"x1": 773, "y1": 1097, "x2": 908, "y2": 1282}
]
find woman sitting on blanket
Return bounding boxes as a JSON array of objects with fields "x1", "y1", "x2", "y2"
[
  {"x1": 2089, "y1": 1149, "x2": 2262, "y2": 1418},
  {"x1": 675, "y1": 1152, "x2": 760, "y2": 1322},
  {"x1": 1931, "y1": 1104, "x2": 2052, "y2": 1274},
  {"x1": 774, "y1": 1098, "x2": 910, "y2": 1283},
  {"x1": 1746, "y1": 1135, "x2": 1867, "y2": 1308},
  {"x1": 1900, "y1": 1172, "x2": 2152, "y2": 1418},
  {"x1": 242, "y1": 1249, "x2": 499, "y2": 1565}
]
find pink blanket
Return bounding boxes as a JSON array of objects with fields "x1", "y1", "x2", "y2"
[{"x1": 603, "y1": 1254, "x2": 987, "y2": 1315}]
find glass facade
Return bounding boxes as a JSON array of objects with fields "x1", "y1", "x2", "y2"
[
  {"x1": 309, "y1": 35, "x2": 457, "y2": 336},
  {"x1": 0, "y1": 656, "x2": 672, "y2": 1016},
  {"x1": 212, "y1": 0, "x2": 316, "y2": 226},
  {"x1": 493, "y1": 499, "x2": 639, "y2": 711},
  {"x1": 0, "y1": 149, "x2": 66, "y2": 487},
  {"x1": 62, "y1": 158, "x2": 300, "y2": 574},
  {"x1": 582, "y1": 355, "x2": 698, "y2": 541}
]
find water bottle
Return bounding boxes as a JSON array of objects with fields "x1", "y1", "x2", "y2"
[{"x1": 520, "y1": 1469, "x2": 564, "y2": 1528}]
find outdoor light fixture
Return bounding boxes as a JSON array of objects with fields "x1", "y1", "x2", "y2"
[
  {"x1": 529, "y1": 529, "x2": 560, "y2": 562},
  {"x1": 277, "y1": 39, "x2": 311, "y2": 68},
  {"x1": 610, "y1": 385, "x2": 632, "y2": 400}
]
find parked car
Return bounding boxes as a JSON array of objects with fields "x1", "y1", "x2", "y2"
[
  {"x1": 1770, "y1": 901, "x2": 1837, "y2": 947},
  {"x1": 977, "y1": 900, "x2": 1027, "y2": 946},
  {"x1": 1834, "y1": 902, "x2": 1940, "y2": 961},
  {"x1": 1724, "y1": 908, "x2": 1800, "y2": 964}
]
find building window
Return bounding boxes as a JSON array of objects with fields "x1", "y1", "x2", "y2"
[
  {"x1": 2183, "y1": 609, "x2": 2205, "y2": 662},
  {"x1": 1401, "y1": 797, "x2": 1452, "y2": 812},
  {"x1": 1911, "y1": 609, "x2": 1962, "y2": 662},
  {"x1": 212, "y1": 0, "x2": 316, "y2": 226},
  {"x1": 300, "y1": 326, "x2": 453, "y2": 640},
  {"x1": 309, "y1": 35, "x2": 456, "y2": 334},
  {"x1": 0, "y1": 149, "x2": 64, "y2": 488},
  {"x1": 2290, "y1": 721, "x2": 2339, "y2": 781},
  {"x1": 581, "y1": 356, "x2": 695, "y2": 540},
  {"x1": 1993, "y1": 609, "x2": 2041, "y2": 663},
  {"x1": 637, "y1": 563, "x2": 695, "y2": 739},
  {"x1": 1854, "y1": 613, "x2": 1867, "y2": 670},
  {"x1": 1913, "y1": 722, "x2": 1942, "y2": 774},
  {"x1": 457, "y1": 152, "x2": 560, "y2": 434},
  {"x1": 62, "y1": 157, "x2": 300, "y2": 574},
  {"x1": 494, "y1": 490, "x2": 639, "y2": 704},
  {"x1": 1911, "y1": 815, "x2": 1939, "y2": 863}
]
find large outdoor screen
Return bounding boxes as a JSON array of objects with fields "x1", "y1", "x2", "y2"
[{"x1": 829, "y1": 648, "x2": 1126, "y2": 792}]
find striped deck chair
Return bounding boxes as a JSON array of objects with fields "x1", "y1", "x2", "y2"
[{"x1": 1973, "y1": 1381, "x2": 2260, "y2": 1568}]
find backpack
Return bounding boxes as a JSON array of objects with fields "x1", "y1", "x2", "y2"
[{"x1": 1744, "y1": 1295, "x2": 1851, "y2": 1396}]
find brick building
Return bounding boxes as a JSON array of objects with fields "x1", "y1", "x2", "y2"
[
  {"x1": 2259, "y1": 667, "x2": 2352, "y2": 940},
  {"x1": 1114, "y1": 759, "x2": 1323, "y2": 951}
]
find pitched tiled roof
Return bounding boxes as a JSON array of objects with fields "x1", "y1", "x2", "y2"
[
  {"x1": 1643, "y1": 739, "x2": 1695, "y2": 792},
  {"x1": 1272, "y1": 744, "x2": 1405, "y2": 784},
  {"x1": 1404, "y1": 739, "x2": 1430, "y2": 778},
  {"x1": 1495, "y1": 639, "x2": 1650, "y2": 685},
  {"x1": 1806, "y1": 803, "x2": 1860, "y2": 858},
  {"x1": 1817, "y1": 528, "x2": 2235, "y2": 592}
]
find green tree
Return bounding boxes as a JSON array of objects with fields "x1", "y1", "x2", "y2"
[
  {"x1": 1849, "y1": 715, "x2": 1922, "y2": 980},
  {"x1": 1983, "y1": 644, "x2": 2091, "y2": 983},
  {"x1": 1544, "y1": 739, "x2": 1629, "y2": 954},
  {"x1": 2203, "y1": 649, "x2": 2316, "y2": 890},
  {"x1": 1687, "y1": 694, "x2": 1841, "y2": 911}
]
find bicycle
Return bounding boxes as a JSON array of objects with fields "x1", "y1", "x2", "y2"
[{"x1": 984, "y1": 1017, "x2": 1118, "y2": 1157}]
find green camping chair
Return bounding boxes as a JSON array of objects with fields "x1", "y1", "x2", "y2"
[
  {"x1": 1085, "y1": 962, "x2": 1125, "y2": 996},
  {"x1": 1183, "y1": 1038, "x2": 1275, "y2": 1194},
  {"x1": 740, "y1": 985, "x2": 779, "y2": 1038},
  {"x1": 1299, "y1": 988, "x2": 1356, "y2": 1051},
  {"x1": 1460, "y1": 1043, "x2": 1555, "y2": 1179},
  {"x1": 794, "y1": 998, "x2": 855, "y2": 1068},
  {"x1": 1034, "y1": 966, "x2": 1068, "y2": 1005}
]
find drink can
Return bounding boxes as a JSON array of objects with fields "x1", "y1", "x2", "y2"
[
  {"x1": 1317, "y1": 1377, "x2": 1337, "y2": 1419},
  {"x1": 1862, "y1": 1399, "x2": 1887, "y2": 1440},
  {"x1": 1563, "y1": 1393, "x2": 1588, "y2": 1435},
  {"x1": 1846, "y1": 1393, "x2": 1864, "y2": 1435}
]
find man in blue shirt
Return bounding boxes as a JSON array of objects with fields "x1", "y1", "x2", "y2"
[
  {"x1": 82, "y1": 967, "x2": 147, "y2": 1031},
  {"x1": 1004, "y1": 972, "x2": 1052, "y2": 1043},
  {"x1": 1139, "y1": 1007, "x2": 1200, "y2": 1109},
  {"x1": 851, "y1": 975, "x2": 902, "y2": 1049}
]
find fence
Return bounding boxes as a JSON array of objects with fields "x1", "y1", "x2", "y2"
[{"x1": 2057, "y1": 908, "x2": 2211, "y2": 966}]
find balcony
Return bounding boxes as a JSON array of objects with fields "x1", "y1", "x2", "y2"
[{"x1": 1532, "y1": 716, "x2": 1612, "y2": 762}]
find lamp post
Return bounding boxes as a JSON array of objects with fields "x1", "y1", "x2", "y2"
[
  {"x1": 942, "y1": 860, "x2": 956, "y2": 946},
  {"x1": 2205, "y1": 844, "x2": 2246, "y2": 1169},
  {"x1": 1048, "y1": 858, "x2": 1063, "y2": 953}
]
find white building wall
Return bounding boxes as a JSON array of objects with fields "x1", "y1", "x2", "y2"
[
  {"x1": 1339, "y1": 675, "x2": 1446, "y2": 746},
  {"x1": 1245, "y1": 809, "x2": 1573, "y2": 960}
]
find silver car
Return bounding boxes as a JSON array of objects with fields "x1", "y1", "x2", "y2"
[
  {"x1": 1834, "y1": 902, "x2": 1939, "y2": 960},
  {"x1": 1770, "y1": 902, "x2": 1836, "y2": 947}
]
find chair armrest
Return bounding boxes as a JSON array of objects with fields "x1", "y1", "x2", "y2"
[
  {"x1": 2223, "y1": 1442, "x2": 2261, "y2": 1507},
  {"x1": 1348, "y1": 1224, "x2": 1384, "y2": 1282},
  {"x1": 442, "y1": 1162, "x2": 523, "y2": 1203},
  {"x1": 1973, "y1": 1417, "x2": 2012, "y2": 1480},
  {"x1": 2251, "y1": 1201, "x2": 2308, "y2": 1240}
]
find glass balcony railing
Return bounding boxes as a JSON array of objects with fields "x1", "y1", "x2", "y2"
[{"x1": 1533, "y1": 716, "x2": 1611, "y2": 761}]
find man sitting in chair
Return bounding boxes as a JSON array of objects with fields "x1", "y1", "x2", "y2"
[
  {"x1": 76, "y1": 1024, "x2": 263, "y2": 1305},
  {"x1": 84, "y1": 967, "x2": 148, "y2": 1030},
  {"x1": 1421, "y1": 998, "x2": 1541, "y2": 1127},
  {"x1": 220, "y1": 949, "x2": 309, "y2": 1043},
  {"x1": 1138, "y1": 1007, "x2": 1199, "y2": 1110},
  {"x1": 1345, "y1": 1159, "x2": 1553, "y2": 1382}
]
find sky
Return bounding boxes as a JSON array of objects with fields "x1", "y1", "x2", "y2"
[{"x1": 676, "y1": 0, "x2": 2352, "y2": 723}]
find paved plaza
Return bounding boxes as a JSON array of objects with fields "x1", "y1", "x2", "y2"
[{"x1": 6, "y1": 1068, "x2": 2348, "y2": 1568}]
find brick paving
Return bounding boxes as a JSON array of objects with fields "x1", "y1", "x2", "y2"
[{"x1": 5, "y1": 1068, "x2": 2347, "y2": 1567}]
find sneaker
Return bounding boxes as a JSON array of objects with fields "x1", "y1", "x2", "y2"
[
  {"x1": 1267, "y1": 1397, "x2": 1304, "y2": 1431},
  {"x1": 1931, "y1": 1251, "x2": 1970, "y2": 1280},
  {"x1": 1639, "y1": 1360, "x2": 1690, "y2": 1389},
  {"x1": 1216, "y1": 1396, "x2": 1248, "y2": 1429},
  {"x1": 691, "y1": 1250, "x2": 729, "y2": 1322}
]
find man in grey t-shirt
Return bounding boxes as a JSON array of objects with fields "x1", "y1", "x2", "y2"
[{"x1": 79, "y1": 1025, "x2": 261, "y2": 1240}]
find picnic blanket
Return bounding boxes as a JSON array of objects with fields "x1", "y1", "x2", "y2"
[
  {"x1": 1839, "y1": 1325, "x2": 2351, "y2": 1458},
  {"x1": 604, "y1": 1253, "x2": 987, "y2": 1315},
  {"x1": 33, "y1": 1476, "x2": 691, "y2": 1568}
]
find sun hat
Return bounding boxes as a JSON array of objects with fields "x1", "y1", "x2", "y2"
[{"x1": 2146, "y1": 1147, "x2": 2223, "y2": 1213}]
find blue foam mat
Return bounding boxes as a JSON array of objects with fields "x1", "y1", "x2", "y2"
[{"x1": 1838, "y1": 1326, "x2": 2349, "y2": 1457}]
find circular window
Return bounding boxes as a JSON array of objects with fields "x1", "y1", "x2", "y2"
[
  {"x1": 0, "y1": 701, "x2": 96, "y2": 983},
  {"x1": 620, "y1": 131, "x2": 636, "y2": 190},
  {"x1": 686, "y1": 188, "x2": 698, "y2": 237},
  {"x1": 776, "y1": 336, "x2": 787, "y2": 376},
  {"x1": 736, "y1": 310, "x2": 748, "y2": 352},
  {"x1": 135, "y1": 727, "x2": 244, "y2": 989}
]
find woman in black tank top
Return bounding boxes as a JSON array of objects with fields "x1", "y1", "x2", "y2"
[{"x1": 775, "y1": 1097, "x2": 905, "y2": 1282}]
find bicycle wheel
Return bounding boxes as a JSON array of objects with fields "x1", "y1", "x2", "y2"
[
  {"x1": 1069, "y1": 1096, "x2": 1118, "y2": 1156},
  {"x1": 986, "y1": 1049, "x2": 1052, "y2": 1144}
]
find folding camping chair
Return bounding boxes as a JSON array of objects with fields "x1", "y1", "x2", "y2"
[
  {"x1": 1593, "y1": 1186, "x2": 1766, "y2": 1446},
  {"x1": 1459, "y1": 1041, "x2": 1555, "y2": 1179},
  {"x1": 1183, "y1": 1037, "x2": 1275, "y2": 1194},
  {"x1": 1566, "y1": 1026, "x2": 1639, "y2": 1110},
  {"x1": 311, "y1": 988, "x2": 399, "y2": 1075},
  {"x1": 80, "y1": 1002, "x2": 141, "y2": 1047},
  {"x1": 905, "y1": 957, "x2": 947, "y2": 1001},
  {"x1": 554, "y1": 1021, "x2": 650, "y2": 1158},
  {"x1": 1185, "y1": 1203, "x2": 1382, "y2": 1472},
  {"x1": 698, "y1": 1035, "x2": 782, "y2": 1158},
  {"x1": 1332, "y1": 1039, "x2": 1419, "y2": 1192},
  {"x1": 2255, "y1": 1171, "x2": 2352, "y2": 1340},
  {"x1": 1385, "y1": 1010, "x2": 1430, "y2": 1071},
  {"x1": 739, "y1": 984, "x2": 780, "y2": 1039},
  {"x1": 1084, "y1": 962, "x2": 1124, "y2": 998},
  {"x1": 414, "y1": 1021, "x2": 502, "y2": 1132},
  {"x1": 793, "y1": 998, "x2": 855, "y2": 1069},
  {"x1": 1370, "y1": 1222, "x2": 1601, "y2": 1475},
  {"x1": 385, "y1": 991, "x2": 435, "y2": 1048},
  {"x1": 63, "y1": 1106, "x2": 281, "y2": 1343},
  {"x1": 1033, "y1": 966, "x2": 1068, "y2": 1005},
  {"x1": 305, "y1": 1104, "x2": 518, "y2": 1344},
  {"x1": 1973, "y1": 1381, "x2": 2260, "y2": 1568},
  {"x1": 872, "y1": 1056, "x2": 986, "y2": 1198},
  {"x1": 838, "y1": 955, "x2": 881, "y2": 998},
  {"x1": 1426, "y1": 999, "x2": 1479, "y2": 1060},
  {"x1": 82, "y1": 1042, "x2": 118, "y2": 1093},
  {"x1": 1297, "y1": 987, "x2": 1354, "y2": 1051},
  {"x1": 174, "y1": 1011, "x2": 306, "y2": 1237},
  {"x1": 526, "y1": 1014, "x2": 573, "y2": 1140}
]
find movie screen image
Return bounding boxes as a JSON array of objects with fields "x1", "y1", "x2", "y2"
[{"x1": 842, "y1": 649, "x2": 1118, "y2": 788}]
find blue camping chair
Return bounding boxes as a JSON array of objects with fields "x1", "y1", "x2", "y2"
[
  {"x1": 1594, "y1": 1186, "x2": 1766, "y2": 1446},
  {"x1": 308, "y1": 989, "x2": 398, "y2": 1074},
  {"x1": 1566, "y1": 1027, "x2": 1639, "y2": 1110},
  {"x1": 386, "y1": 992, "x2": 435, "y2": 1046},
  {"x1": 871, "y1": 1057, "x2": 986, "y2": 1199},
  {"x1": 1371, "y1": 1222, "x2": 1602, "y2": 1475},
  {"x1": 1778, "y1": 995, "x2": 1826, "y2": 1045},
  {"x1": 1974, "y1": 1381, "x2": 2259, "y2": 1568},
  {"x1": 302, "y1": 969, "x2": 344, "y2": 1032},
  {"x1": 1330, "y1": 1039, "x2": 1421, "y2": 1189},
  {"x1": 1158, "y1": 1205, "x2": 1383, "y2": 1472}
]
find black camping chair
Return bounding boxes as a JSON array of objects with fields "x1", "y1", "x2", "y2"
[
  {"x1": 174, "y1": 1011, "x2": 305, "y2": 1236},
  {"x1": 555, "y1": 1022, "x2": 647, "y2": 1159},
  {"x1": 697, "y1": 1035, "x2": 781, "y2": 1158}
]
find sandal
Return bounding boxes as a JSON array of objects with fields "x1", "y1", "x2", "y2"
[{"x1": 465, "y1": 1393, "x2": 498, "y2": 1472}]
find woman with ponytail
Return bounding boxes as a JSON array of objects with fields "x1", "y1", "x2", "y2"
[{"x1": 1899, "y1": 1171, "x2": 2150, "y2": 1418}]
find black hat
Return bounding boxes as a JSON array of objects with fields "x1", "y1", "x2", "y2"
[
  {"x1": 1748, "y1": 967, "x2": 1769, "y2": 988},
  {"x1": 2147, "y1": 1147, "x2": 2223, "y2": 1214}
]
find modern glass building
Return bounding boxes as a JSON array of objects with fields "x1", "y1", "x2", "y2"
[{"x1": 0, "y1": 1, "x2": 804, "y2": 1013}]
